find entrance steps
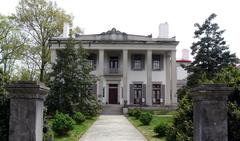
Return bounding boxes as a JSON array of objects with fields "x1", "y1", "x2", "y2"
[{"x1": 101, "y1": 104, "x2": 123, "y2": 115}]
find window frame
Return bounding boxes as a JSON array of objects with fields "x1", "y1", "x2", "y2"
[
  {"x1": 132, "y1": 54, "x2": 144, "y2": 71},
  {"x1": 152, "y1": 55, "x2": 161, "y2": 71}
]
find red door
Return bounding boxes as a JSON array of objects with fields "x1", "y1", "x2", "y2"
[{"x1": 109, "y1": 84, "x2": 118, "y2": 104}]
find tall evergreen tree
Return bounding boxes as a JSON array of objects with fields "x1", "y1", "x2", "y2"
[
  {"x1": 46, "y1": 37, "x2": 98, "y2": 115},
  {"x1": 185, "y1": 13, "x2": 238, "y2": 86}
]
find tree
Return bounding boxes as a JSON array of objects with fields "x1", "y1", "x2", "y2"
[
  {"x1": 46, "y1": 37, "x2": 98, "y2": 115},
  {"x1": 166, "y1": 13, "x2": 240, "y2": 141},
  {"x1": 14, "y1": 0, "x2": 72, "y2": 82},
  {"x1": 0, "y1": 15, "x2": 26, "y2": 79},
  {"x1": 185, "y1": 13, "x2": 238, "y2": 87}
]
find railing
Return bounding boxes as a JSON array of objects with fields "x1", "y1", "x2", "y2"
[{"x1": 104, "y1": 68, "x2": 122, "y2": 75}]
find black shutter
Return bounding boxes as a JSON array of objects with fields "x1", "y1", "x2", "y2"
[
  {"x1": 131, "y1": 55, "x2": 134, "y2": 70},
  {"x1": 160, "y1": 54, "x2": 164, "y2": 70},
  {"x1": 142, "y1": 84, "x2": 146, "y2": 105},
  {"x1": 142, "y1": 54, "x2": 145, "y2": 70},
  {"x1": 161, "y1": 84, "x2": 165, "y2": 104},
  {"x1": 130, "y1": 84, "x2": 134, "y2": 104}
]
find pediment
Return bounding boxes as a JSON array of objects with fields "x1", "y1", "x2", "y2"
[{"x1": 96, "y1": 28, "x2": 128, "y2": 40}]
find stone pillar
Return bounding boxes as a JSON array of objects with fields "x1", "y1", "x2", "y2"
[
  {"x1": 6, "y1": 81, "x2": 49, "y2": 141},
  {"x1": 190, "y1": 84, "x2": 233, "y2": 141},
  {"x1": 171, "y1": 50, "x2": 177, "y2": 104},
  {"x1": 165, "y1": 52, "x2": 171, "y2": 105},
  {"x1": 123, "y1": 50, "x2": 128, "y2": 104},
  {"x1": 50, "y1": 49, "x2": 57, "y2": 63},
  {"x1": 98, "y1": 50, "x2": 104, "y2": 102},
  {"x1": 146, "y1": 50, "x2": 152, "y2": 105}
]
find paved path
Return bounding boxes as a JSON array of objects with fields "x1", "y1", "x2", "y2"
[{"x1": 79, "y1": 115, "x2": 147, "y2": 141}]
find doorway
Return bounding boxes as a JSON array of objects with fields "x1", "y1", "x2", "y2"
[{"x1": 108, "y1": 84, "x2": 118, "y2": 104}]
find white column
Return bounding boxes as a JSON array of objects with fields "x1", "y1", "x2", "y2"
[
  {"x1": 98, "y1": 50, "x2": 104, "y2": 103},
  {"x1": 171, "y1": 50, "x2": 177, "y2": 104},
  {"x1": 146, "y1": 50, "x2": 152, "y2": 105},
  {"x1": 50, "y1": 49, "x2": 57, "y2": 63},
  {"x1": 165, "y1": 52, "x2": 171, "y2": 105},
  {"x1": 123, "y1": 50, "x2": 128, "y2": 104}
]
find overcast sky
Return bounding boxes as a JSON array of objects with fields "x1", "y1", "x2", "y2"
[{"x1": 0, "y1": 0, "x2": 239, "y2": 59}]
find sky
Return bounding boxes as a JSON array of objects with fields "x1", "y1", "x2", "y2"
[{"x1": 0, "y1": 0, "x2": 240, "y2": 59}]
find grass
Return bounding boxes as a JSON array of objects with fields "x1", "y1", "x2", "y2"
[
  {"x1": 140, "y1": 109, "x2": 177, "y2": 115},
  {"x1": 53, "y1": 117, "x2": 97, "y2": 141},
  {"x1": 127, "y1": 115, "x2": 173, "y2": 141}
]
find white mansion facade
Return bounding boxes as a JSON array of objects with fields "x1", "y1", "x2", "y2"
[{"x1": 49, "y1": 27, "x2": 179, "y2": 106}]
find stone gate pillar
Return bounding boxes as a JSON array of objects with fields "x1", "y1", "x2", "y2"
[
  {"x1": 6, "y1": 81, "x2": 49, "y2": 141},
  {"x1": 190, "y1": 84, "x2": 233, "y2": 141}
]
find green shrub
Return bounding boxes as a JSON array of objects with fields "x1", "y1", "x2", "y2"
[
  {"x1": 77, "y1": 96, "x2": 100, "y2": 118},
  {"x1": 72, "y1": 112, "x2": 85, "y2": 124},
  {"x1": 52, "y1": 112, "x2": 75, "y2": 136},
  {"x1": 128, "y1": 109, "x2": 135, "y2": 116},
  {"x1": 139, "y1": 112, "x2": 152, "y2": 125},
  {"x1": 154, "y1": 122, "x2": 169, "y2": 137},
  {"x1": 43, "y1": 128, "x2": 54, "y2": 141},
  {"x1": 133, "y1": 109, "x2": 142, "y2": 119}
]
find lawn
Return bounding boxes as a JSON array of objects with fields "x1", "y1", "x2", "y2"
[
  {"x1": 53, "y1": 117, "x2": 97, "y2": 141},
  {"x1": 127, "y1": 115, "x2": 173, "y2": 141}
]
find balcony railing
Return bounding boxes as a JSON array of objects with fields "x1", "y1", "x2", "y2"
[{"x1": 104, "y1": 68, "x2": 122, "y2": 76}]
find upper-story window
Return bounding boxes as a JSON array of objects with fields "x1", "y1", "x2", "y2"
[
  {"x1": 109, "y1": 56, "x2": 119, "y2": 70},
  {"x1": 131, "y1": 54, "x2": 145, "y2": 70},
  {"x1": 88, "y1": 54, "x2": 97, "y2": 69},
  {"x1": 152, "y1": 55, "x2": 161, "y2": 70}
]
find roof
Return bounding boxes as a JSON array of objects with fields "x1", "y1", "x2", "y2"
[
  {"x1": 49, "y1": 28, "x2": 179, "y2": 45},
  {"x1": 176, "y1": 59, "x2": 192, "y2": 63}
]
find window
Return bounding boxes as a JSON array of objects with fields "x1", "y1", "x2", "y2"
[
  {"x1": 132, "y1": 54, "x2": 144, "y2": 70},
  {"x1": 152, "y1": 84, "x2": 162, "y2": 104},
  {"x1": 88, "y1": 54, "x2": 97, "y2": 69},
  {"x1": 152, "y1": 55, "x2": 161, "y2": 70},
  {"x1": 134, "y1": 84, "x2": 143, "y2": 104},
  {"x1": 109, "y1": 56, "x2": 119, "y2": 72}
]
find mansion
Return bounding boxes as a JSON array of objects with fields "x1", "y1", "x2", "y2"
[{"x1": 49, "y1": 25, "x2": 179, "y2": 106}]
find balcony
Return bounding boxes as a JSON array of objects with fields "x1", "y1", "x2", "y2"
[{"x1": 104, "y1": 68, "x2": 122, "y2": 76}]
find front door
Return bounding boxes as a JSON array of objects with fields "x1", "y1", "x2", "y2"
[{"x1": 109, "y1": 84, "x2": 118, "y2": 104}]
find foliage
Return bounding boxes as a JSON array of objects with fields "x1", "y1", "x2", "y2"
[
  {"x1": 14, "y1": 0, "x2": 72, "y2": 82},
  {"x1": 185, "y1": 13, "x2": 238, "y2": 87},
  {"x1": 76, "y1": 95, "x2": 100, "y2": 118},
  {"x1": 166, "y1": 93, "x2": 193, "y2": 141},
  {"x1": 154, "y1": 122, "x2": 170, "y2": 137},
  {"x1": 228, "y1": 102, "x2": 240, "y2": 141},
  {"x1": 46, "y1": 37, "x2": 98, "y2": 116},
  {"x1": 52, "y1": 112, "x2": 75, "y2": 136},
  {"x1": 127, "y1": 109, "x2": 135, "y2": 116},
  {"x1": 0, "y1": 69, "x2": 9, "y2": 141},
  {"x1": 72, "y1": 112, "x2": 85, "y2": 124},
  {"x1": 53, "y1": 117, "x2": 97, "y2": 141},
  {"x1": 133, "y1": 109, "x2": 142, "y2": 119},
  {"x1": 139, "y1": 112, "x2": 153, "y2": 125}
]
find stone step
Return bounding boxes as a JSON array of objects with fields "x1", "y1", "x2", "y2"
[{"x1": 101, "y1": 104, "x2": 123, "y2": 115}]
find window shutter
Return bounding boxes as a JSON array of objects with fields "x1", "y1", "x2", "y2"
[
  {"x1": 142, "y1": 84, "x2": 146, "y2": 105},
  {"x1": 131, "y1": 55, "x2": 134, "y2": 70},
  {"x1": 160, "y1": 54, "x2": 164, "y2": 70},
  {"x1": 161, "y1": 84, "x2": 165, "y2": 104},
  {"x1": 142, "y1": 55, "x2": 145, "y2": 70},
  {"x1": 130, "y1": 84, "x2": 134, "y2": 104}
]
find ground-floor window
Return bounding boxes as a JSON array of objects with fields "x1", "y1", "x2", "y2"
[
  {"x1": 152, "y1": 84, "x2": 161, "y2": 104},
  {"x1": 134, "y1": 84, "x2": 143, "y2": 104}
]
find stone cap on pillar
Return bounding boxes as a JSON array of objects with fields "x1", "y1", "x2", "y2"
[
  {"x1": 5, "y1": 81, "x2": 49, "y2": 100},
  {"x1": 190, "y1": 84, "x2": 233, "y2": 101}
]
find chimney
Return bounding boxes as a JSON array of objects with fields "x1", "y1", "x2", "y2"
[
  {"x1": 158, "y1": 22, "x2": 169, "y2": 38},
  {"x1": 63, "y1": 22, "x2": 70, "y2": 37},
  {"x1": 182, "y1": 49, "x2": 190, "y2": 60}
]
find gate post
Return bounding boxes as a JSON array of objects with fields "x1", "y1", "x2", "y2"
[
  {"x1": 6, "y1": 81, "x2": 49, "y2": 141},
  {"x1": 190, "y1": 84, "x2": 233, "y2": 141}
]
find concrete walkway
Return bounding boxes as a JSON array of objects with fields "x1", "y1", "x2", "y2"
[{"x1": 79, "y1": 115, "x2": 147, "y2": 141}]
